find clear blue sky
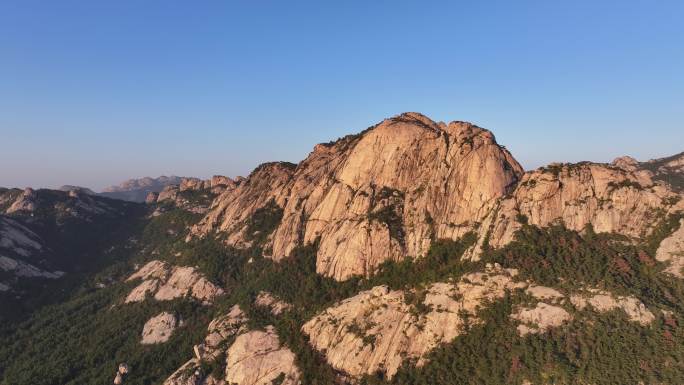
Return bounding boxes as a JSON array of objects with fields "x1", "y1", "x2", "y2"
[{"x1": 1, "y1": 1, "x2": 682, "y2": 190}]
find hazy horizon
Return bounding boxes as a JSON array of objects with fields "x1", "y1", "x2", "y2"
[
  {"x1": 2, "y1": 1, "x2": 683, "y2": 190},
  {"x1": 3, "y1": 115, "x2": 683, "y2": 193}
]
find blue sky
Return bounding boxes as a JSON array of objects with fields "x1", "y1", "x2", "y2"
[{"x1": 1, "y1": 1, "x2": 682, "y2": 190}]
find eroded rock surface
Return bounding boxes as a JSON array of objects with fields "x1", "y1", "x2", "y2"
[
  {"x1": 656, "y1": 218, "x2": 684, "y2": 277},
  {"x1": 302, "y1": 265, "x2": 524, "y2": 378},
  {"x1": 0, "y1": 256, "x2": 63, "y2": 279},
  {"x1": 164, "y1": 305, "x2": 248, "y2": 385},
  {"x1": 512, "y1": 302, "x2": 571, "y2": 336},
  {"x1": 525, "y1": 285, "x2": 565, "y2": 302},
  {"x1": 192, "y1": 113, "x2": 523, "y2": 280},
  {"x1": 0, "y1": 217, "x2": 43, "y2": 256},
  {"x1": 164, "y1": 305, "x2": 301, "y2": 385},
  {"x1": 125, "y1": 260, "x2": 224, "y2": 304},
  {"x1": 141, "y1": 312, "x2": 180, "y2": 344},
  {"x1": 6, "y1": 188, "x2": 37, "y2": 214},
  {"x1": 468, "y1": 162, "x2": 682, "y2": 259},
  {"x1": 570, "y1": 289, "x2": 655, "y2": 325},
  {"x1": 254, "y1": 291, "x2": 293, "y2": 315},
  {"x1": 226, "y1": 326, "x2": 301, "y2": 385}
]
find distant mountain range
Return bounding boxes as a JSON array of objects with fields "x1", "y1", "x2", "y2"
[{"x1": 98, "y1": 176, "x2": 186, "y2": 202}]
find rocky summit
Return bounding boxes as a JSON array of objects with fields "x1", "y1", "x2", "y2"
[
  {"x1": 191, "y1": 112, "x2": 523, "y2": 280},
  {"x1": 1, "y1": 112, "x2": 683, "y2": 385}
]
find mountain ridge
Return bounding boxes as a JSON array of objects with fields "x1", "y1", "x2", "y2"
[{"x1": 1, "y1": 112, "x2": 683, "y2": 385}]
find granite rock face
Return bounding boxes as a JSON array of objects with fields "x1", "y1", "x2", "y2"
[
  {"x1": 569, "y1": 289, "x2": 656, "y2": 325},
  {"x1": 141, "y1": 312, "x2": 180, "y2": 344},
  {"x1": 192, "y1": 113, "x2": 523, "y2": 280},
  {"x1": 190, "y1": 113, "x2": 683, "y2": 281},
  {"x1": 467, "y1": 161, "x2": 683, "y2": 259},
  {"x1": 254, "y1": 291, "x2": 293, "y2": 315},
  {"x1": 301, "y1": 265, "x2": 524, "y2": 378},
  {"x1": 512, "y1": 303, "x2": 572, "y2": 336},
  {"x1": 163, "y1": 305, "x2": 300, "y2": 385},
  {"x1": 226, "y1": 326, "x2": 301, "y2": 385},
  {"x1": 125, "y1": 260, "x2": 224, "y2": 304},
  {"x1": 656, "y1": 218, "x2": 684, "y2": 277},
  {"x1": 301, "y1": 264, "x2": 658, "y2": 380}
]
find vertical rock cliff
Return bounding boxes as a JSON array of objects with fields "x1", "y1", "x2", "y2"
[{"x1": 191, "y1": 112, "x2": 523, "y2": 280}]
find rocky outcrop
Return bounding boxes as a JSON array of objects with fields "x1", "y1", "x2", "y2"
[
  {"x1": 612, "y1": 156, "x2": 640, "y2": 172},
  {"x1": 226, "y1": 326, "x2": 301, "y2": 385},
  {"x1": 204, "y1": 305, "x2": 249, "y2": 350},
  {"x1": 0, "y1": 256, "x2": 63, "y2": 279},
  {"x1": 656, "y1": 218, "x2": 684, "y2": 277},
  {"x1": 164, "y1": 305, "x2": 300, "y2": 385},
  {"x1": 525, "y1": 285, "x2": 565, "y2": 302},
  {"x1": 0, "y1": 188, "x2": 22, "y2": 211},
  {"x1": 570, "y1": 289, "x2": 655, "y2": 325},
  {"x1": 6, "y1": 188, "x2": 37, "y2": 214},
  {"x1": 151, "y1": 177, "x2": 236, "y2": 214},
  {"x1": 254, "y1": 291, "x2": 293, "y2": 315},
  {"x1": 164, "y1": 305, "x2": 247, "y2": 385},
  {"x1": 58, "y1": 185, "x2": 97, "y2": 195},
  {"x1": 0, "y1": 216, "x2": 63, "y2": 283},
  {"x1": 641, "y1": 151, "x2": 684, "y2": 192},
  {"x1": 0, "y1": 217, "x2": 43, "y2": 256},
  {"x1": 190, "y1": 162, "x2": 296, "y2": 250},
  {"x1": 303, "y1": 264, "x2": 658, "y2": 379},
  {"x1": 141, "y1": 312, "x2": 180, "y2": 344},
  {"x1": 180, "y1": 178, "x2": 210, "y2": 192},
  {"x1": 468, "y1": 161, "x2": 682, "y2": 259},
  {"x1": 192, "y1": 113, "x2": 523, "y2": 280},
  {"x1": 302, "y1": 264, "x2": 524, "y2": 378},
  {"x1": 512, "y1": 302, "x2": 571, "y2": 336},
  {"x1": 189, "y1": 112, "x2": 681, "y2": 280},
  {"x1": 125, "y1": 260, "x2": 224, "y2": 304},
  {"x1": 5, "y1": 188, "x2": 119, "y2": 220}
]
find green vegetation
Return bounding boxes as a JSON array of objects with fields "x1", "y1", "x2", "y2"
[
  {"x1": 244, "y1": 199, "x2": 284, "y2": 249},
  {"x1": 607, "y1": 179, "x2": 644, "y2": 191},
  {"x1": 368, "y1": 187, "x2": 406, "y2": 243},
  {"x1": 0, "y1": 284, "x2": 211, "y2": 385},
  {"x1": 482, "y1": 218, "x2": 684, "y2": 310}
]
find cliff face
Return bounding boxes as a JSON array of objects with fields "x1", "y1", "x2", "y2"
[
  {"x1": 467, "y1": 161, "x2": 683, "y2": 258},
  {"x1": 189, "y1": 113, "x2": 684, "y2": 281},
  {"x1": 192, "y1": 113, "x2": 523, "y2": 280}
]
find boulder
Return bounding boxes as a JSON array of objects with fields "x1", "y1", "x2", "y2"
[{"x1": 141, "y1": 312, "x2": 179, "y2": 344}]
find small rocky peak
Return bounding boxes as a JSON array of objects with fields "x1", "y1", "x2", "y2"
[
  {"x1": 249, "y1": 162, "x2": 297, "y2": 180},
  {"x1": 612, "y1": 156, "x2": 640, "y2": 171},
  {"x1": 6, "y1": 188, "x2": 37, "y2": 214},
  {"x1": 444, "y1": 120, "x2": 496, "y2": 145},
  {"x1": 385, "y1": 112, "x2": 441, "y2": 132},
  {"x1": 210, "y1": 175, "x2": 234, "y2": 188}
]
